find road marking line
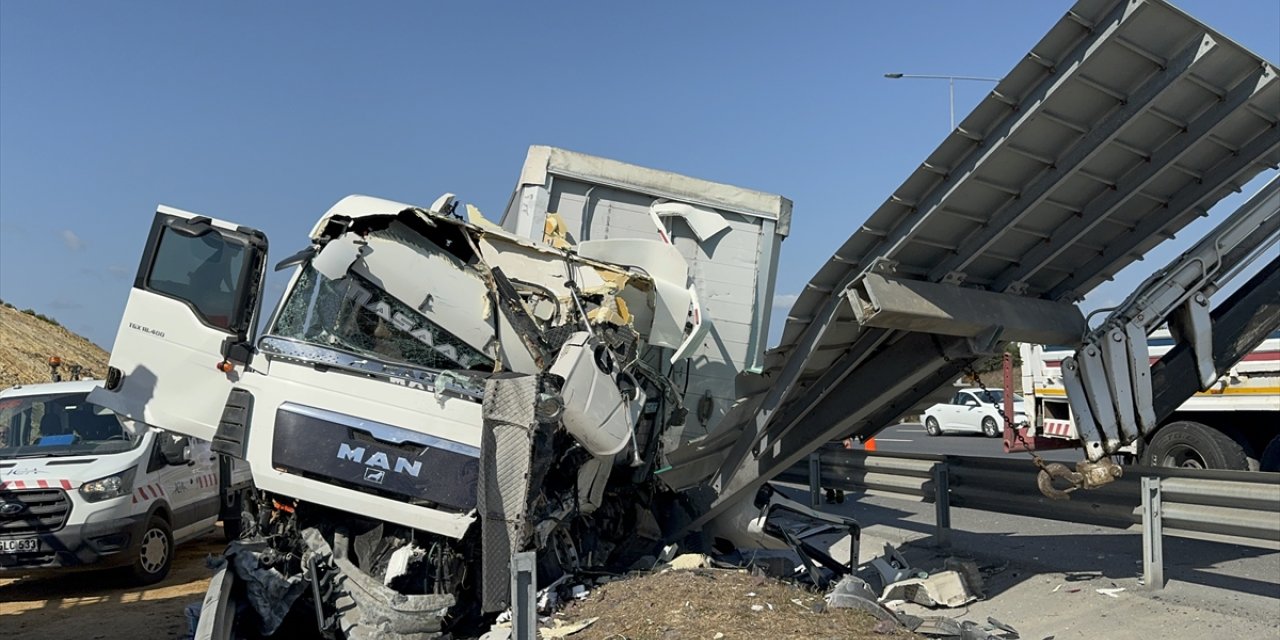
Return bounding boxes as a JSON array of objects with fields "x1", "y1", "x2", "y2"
[
  {"x1": 898, "y1": 429, "x2": 926, "y2": 433},
  {"x1": 872, "y1": 438, "x2": 912, "y2": 442}
]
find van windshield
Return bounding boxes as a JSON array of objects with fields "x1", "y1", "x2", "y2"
[{"x1": 0, "y1": 392, "x2": 140, "y2": 459}]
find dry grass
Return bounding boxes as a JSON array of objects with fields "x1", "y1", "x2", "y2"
[
  {"x1": 554, "y1": 568, "x2": 915, "y2": 640},
  {"x1": 0, "y1": 304, "x2": 109, "y2": 387}
]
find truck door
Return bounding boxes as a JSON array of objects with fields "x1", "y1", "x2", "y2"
[{"x1": 89, "y1": 207, "x2": 267, "y2": 442}]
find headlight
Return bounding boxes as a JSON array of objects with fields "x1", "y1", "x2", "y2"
[{"x1": 79, "y1": 467, "x2": 137, "y2": 503}]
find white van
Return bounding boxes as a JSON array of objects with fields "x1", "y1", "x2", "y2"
[{"x1": 0, "y1": 380, "x2": 251, "y2": 584}]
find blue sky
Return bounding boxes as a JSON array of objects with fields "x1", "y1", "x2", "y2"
[{"x1": 1, "y1": 1, "x2": 1277, "y2": 351}]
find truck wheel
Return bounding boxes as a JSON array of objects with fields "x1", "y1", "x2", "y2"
[
  {"x1": 1261, "y1": 436, "x2": 1280, "y2": 473},
  {"x1": 1145, "y1": 421, "x2": 1251, "y2": 471},
  {"x1": 129, "y1": 515, "x2": 174, "y2": 585},
  {"x1": 925, "y1": 417, "x2": 942, "y2": 436},
  {"x1": 981, "y1": 417, "x2": 1000, "y2": 438}
]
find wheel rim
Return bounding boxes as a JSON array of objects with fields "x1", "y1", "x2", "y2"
[
  {"x1": 983, "y1": 418, "x2": 998, "y2": 436},
  {"x1": 1159, "y1": 445, "x2": 1206, "y2": 469},
  {"x1": 926, "y1": 419, "x2": 938, "y2": 434},
  {"x1": 138, "y1": 528, "x2": 169, "y2": 574}
]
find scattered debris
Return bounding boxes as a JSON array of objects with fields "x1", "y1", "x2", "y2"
[
  {"x1": 873, "y1": 618, "x2": 899, "y2": 634},
  {"x1": 657, "y1": 544, "x2": 680, "y2": 564},
  {"x1": 824, "y1": 575, "x2": 900, "y2": 624},
  {"x1": 667, "y1": 553, "x2": 712, "y2": 570},
  {"x1": 538, "y1": 617, "x2": 598, "y2": 638},
  {"x1": 1096, "y1": 587, "x2": 1125, "y2": 598},
  {"x1": 988, "y1": 616, "x2": 1019, "y2": 636},
  {"x1": 916, "y1": 616, "x2": 963, "y2": 637},
  {"x1": 868, "y1": 543, "x2": 919, "y2": 585},
  {"x1": 881, "y1": 570, "x2": 979, "y2": 608},
  {"x1": 943, "y1": 557, "x2": 986, "y2": 600}
]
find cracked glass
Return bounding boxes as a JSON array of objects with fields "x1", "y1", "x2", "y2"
[{"x1": 272, "y1": 264, "x2": 492, "y2": 371}]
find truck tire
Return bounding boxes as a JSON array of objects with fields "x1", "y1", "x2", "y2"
[
  {"x1": 1261, "y1": 436, "x2": 1280, "y2": 473},
  {"x1": 925, "y1": 417, "x2": 942, "y2": 436},
  {"x1": 129, "y1": 515, "x2": 174, "y2": 585},
  {"x1": 1145, "y1": 421, "x2": 1251, "y2": 471}
]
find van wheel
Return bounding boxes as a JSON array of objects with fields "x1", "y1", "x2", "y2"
[
  {"x1": 925, "y1": 417, "x2": 942, "y2": 437},
  {"x1": 129, "y1": 515, "x2": 173, "y2": 585},
  {"x1": 1145, "y1": 421, "x2": 1250, "y2": 471}
]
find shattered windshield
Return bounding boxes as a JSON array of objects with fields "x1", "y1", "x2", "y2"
[
  {"x1": 0, "y1": 392, "x2": 140, "y2": 459},
  {"x1": 271, "y1": 265, "x2": 493, "y2": 371}
]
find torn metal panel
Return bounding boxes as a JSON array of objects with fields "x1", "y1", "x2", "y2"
[
  {"x1": 507, "y1": 146, "x2": 792, "y2": 430},
  {"x1": 352, "y1": 220, "x2": 496, "y2": 354},
  {"x1": 576, "y1": 238, "x2": 699, "y2": 356}
]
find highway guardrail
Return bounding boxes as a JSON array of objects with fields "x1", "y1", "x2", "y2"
[{"x1": 780, "y1": 448, "x2": 1280, "y2": 589}]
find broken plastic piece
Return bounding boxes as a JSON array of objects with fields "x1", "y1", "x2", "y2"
[
  {"x1": 915, "y1": 616, "x2": 963, "y2": 637},
  {"x1": 548, "y1": 332, "x2": 634, "y2": 456},
  {"x1": 880, "y1": 570, "x2": 978, "y2": 608},
  {"x1": 824, "y1": 576, "x2": 900, "y2": 624},
  {"x1": 869, "y1": 543, "x2": 915, "y2": 586}
]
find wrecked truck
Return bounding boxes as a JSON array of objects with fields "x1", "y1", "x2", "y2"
[{"x1": 88, "y1": 146, "x2": 828, "y2": 636}]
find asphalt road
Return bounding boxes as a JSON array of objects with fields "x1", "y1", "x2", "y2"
[
  {"x1": 872, "y1": 422, "x2": 1079, "y2": 462},
  {"x1": 781, "y1": 483, "x2": 1280, "y2": 640}
]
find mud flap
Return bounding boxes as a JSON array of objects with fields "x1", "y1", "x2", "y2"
[{"x1": 478, "y1": 375, "x2": 540, "y2": 613}]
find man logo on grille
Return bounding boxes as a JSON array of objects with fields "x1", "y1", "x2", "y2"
[{"x1": 0, "y1": 502, "x2": 24, "y2": 516}]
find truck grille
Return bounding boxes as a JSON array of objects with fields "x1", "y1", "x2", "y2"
[{"x1": 0, "y1": 489, "x2": 72, "y2": 535}]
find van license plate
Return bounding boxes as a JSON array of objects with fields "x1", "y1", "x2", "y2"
[{"x1": 0, "y1": 538, "x2": 39, "y2": 553}]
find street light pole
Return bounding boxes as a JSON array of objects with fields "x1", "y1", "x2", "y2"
[{"x1": 883, "y1": 73, "x2": 1001, "y2": 131}]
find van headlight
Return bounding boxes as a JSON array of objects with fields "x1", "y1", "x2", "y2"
[{"x1": 79, "y1": 467, "x2": 137, "y2": 503}]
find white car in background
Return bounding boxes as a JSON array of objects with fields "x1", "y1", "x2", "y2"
[{"x1": 923, "y1": 388, "x2": 1027, "y2": 437}]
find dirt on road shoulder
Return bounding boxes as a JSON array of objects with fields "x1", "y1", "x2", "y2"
[
  {"x1": 556, "y1": 567, "x2": 911, "y2": 640},
  {"x1": 0, "y1": 532, "x2": 223, "y2": 640}
]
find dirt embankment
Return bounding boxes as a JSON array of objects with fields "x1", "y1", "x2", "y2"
[{"x1": 0, "y1": 303, "x2": 109, "y2": 388}]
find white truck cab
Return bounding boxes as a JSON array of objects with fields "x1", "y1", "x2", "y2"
[{"x1": 0, "y1": 379, "x2": 250, "y2": 584}]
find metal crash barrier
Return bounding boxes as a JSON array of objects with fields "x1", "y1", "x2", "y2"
[{"x1": 783, "y1": 449, "x2": 1280, "y2": 590}]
